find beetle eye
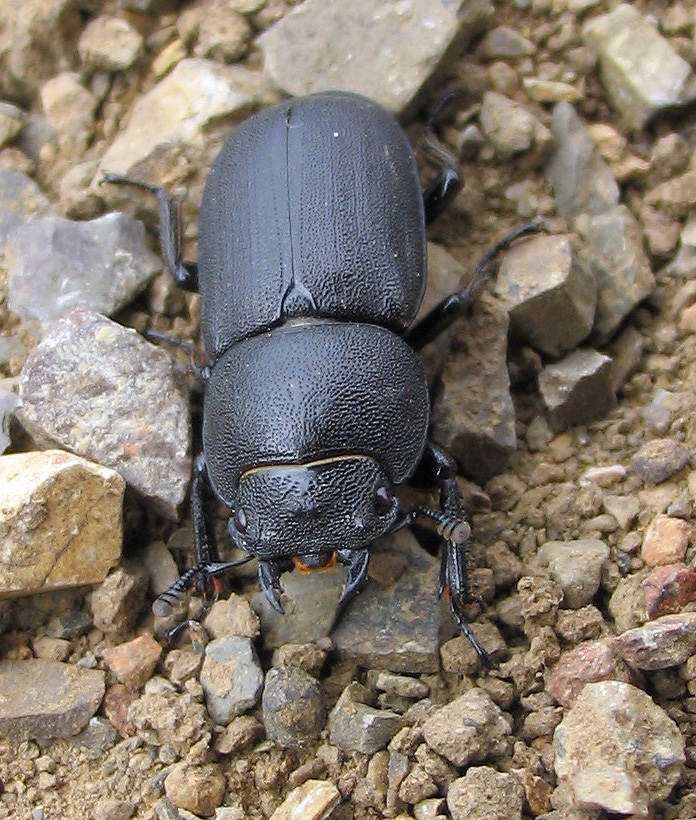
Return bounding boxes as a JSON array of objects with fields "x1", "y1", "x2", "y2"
[
  {"x1": 374, "y1": 485, "x2": 393, "y2": 515},
  {"x1": 233, "y1": 507, "x2": 249, "y2": 533}
]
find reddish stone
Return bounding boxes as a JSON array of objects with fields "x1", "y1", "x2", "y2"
[
  {"x1": 546, "y1": 639, "x2": 633, "y2": 707},
  {"x1": 641, "y1": 514, "x2": 693, "y2": 567},
  {"x1": 103, "y1": 683, "x2": 136, "y2": 736},
  {"x1": 611, "y1": 612, "x2": 696, "y2": 670},
  {"x1": 102, "y1": 634, "x2": 162, "y2": 690},
  {"x1": 641, "y1": 563, "x2": 696, "y2": 618}
]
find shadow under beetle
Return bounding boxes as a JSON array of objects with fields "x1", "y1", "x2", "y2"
[{"x1": 106, "y1": 91, "x2": 538, "y2": 667}]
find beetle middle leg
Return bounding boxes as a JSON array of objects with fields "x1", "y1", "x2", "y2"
[
  {"x1": 404, "y1": 220, "x2": 544, "y2": 350},
  {"x1": 403, "y1": 440, "x2": 492, "y2": 666},
  {"x1": 101, "y1": 173, "x2": 198, "y2": 291}
]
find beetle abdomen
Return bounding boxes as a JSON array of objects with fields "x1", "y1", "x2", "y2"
[
  {"x1": 198, "y1": 92, "x2": 426, "y2": 358},
  {"x1": 203, "y1": 320, "x2": 429, "y2": 504}
]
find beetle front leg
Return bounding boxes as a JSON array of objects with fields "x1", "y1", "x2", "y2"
[
  {"x1": 407, "y1": 441, "x2": 492, "y2": 667},
  {"x1": 101, "y1": 173, "x2": 198, "y2": 291}
]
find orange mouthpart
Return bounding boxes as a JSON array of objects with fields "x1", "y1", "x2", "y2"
[{"x1": 293, "y1": 552, "x2": 338, "y2": 573}]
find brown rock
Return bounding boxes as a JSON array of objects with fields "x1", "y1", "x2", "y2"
[
  {"x1": 641, "y1": 564, "x2": 696, "y2": 618},
  {"x1": 0, "y1": 659, "x2": 105, "y2": 741},
  {"x1": 165, "y1": 762, "x2": 226, "y2": 816},
  {"x1": 0, "y1": 450, "x2": 123, "y2": 596},
  {"x1": 103, "y1": 683, "x2": 136, "y2": 736},
  {"x1": 268, "y1": 779, "x2": 341, "y2": 820},
  {"x1": 102, "y1": 634, "x2": 162, "y2": 690},
  {"x1": 641, "y1": 514, "x2": 693, "y2": 566},
  {"x1": 546, "y1": 639, "x2": 633, "y2": 706},
  {"x1": 422, "y1": 688, "x2": 512, "y2": 767},
  {"x1": 611, "y1": 612, "x2": 696, "y2": 670}
]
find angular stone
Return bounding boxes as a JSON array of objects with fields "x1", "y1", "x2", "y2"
[
  {"x1": 632, "y1": 438, "x2": 691, "y2": 485},
  {"x1": 0, "y1": 0, "x2": 82, "y2": 101},
  {"x1": 581, "y1": 205, "x2": 655, "y2": 342},
  {"x1": 610, "y1": 612, "x2": 696, "y2": 670},
  {"x1": 97, "y1": 58, "x2": 276, "y2": 185},
  {"x1": 537, "y1": 539, "x2": 609, "y2": 609},
  {"x1": 554, "y1": 681, "x2": 684, "y2": 815},
  {"x1": 200, "y1": 636, "x2": 263, "y2": 724},
  {"x1": 539, "y1": 349, "x2": 616, "y2": 430},
  {"x1": 422, "y1": 688, "x2": 512, "y2": 767},
  {"x1": 447, "y1": 767, "x2": 524, "y2": 820},
  {"x1": 39, "y1": 72, "x2": 98, "y2": 157},
  {"x1": 78, "y1": 15, "x2": 144, "y2": 71},
  {"x1": 262, "y1": 666, "x2": 325, "y2": 750},
  {"x1": 0, "y1": 659, "x2": 105, "y2": 741},
  {"x1": 546, "y1": 639, "x2": 633, "y2": 707},
  {"x1": 328, "y1": 681, "x2": 401, "y2": 754},
  {"x1": 269, "y1": 780, "x2": 341, "y2": 820},
  {"x1": 546, "y1": 102, "x2": 619, "y2": 226},
  {"x1": 431, "y1": 293, "x2": 516, "y2": 483},
  {"x1": 102, "y1": 634, "x2": 162, "y2": 690},
  {"x1": 642, "y1": 564, "x2": 696, "y2": 619},
  {"x1": 0, "y1": 169, "x2": 52, "y2": 246},
  {"x1": 495, "y1": 233, "x2": 596, "y2": 357},
  {"x1": 18, "y1": 309, "x2": 191, "y2": 518},
  {"x1": 7, "y1": 213, "x2": 161, "y2": 328},
  {"x1": 332, "y1": 531, "x2": 441, "y2": 674},
  {"x1": 0, "y1": 450, "x2": 123, "y2": 596},
  {"x1": 641, "y1": 514, "x2": 693, "y2": 566},
  {"x1": 582, "y1": 4, "x2": 695, "y2": 130},
  {"x1": 479, "y1": 91, "x2": 552, "y2": 162},
  {"x1": 252, "y1": 560, "x2": 345, "y2": 648},
  {"x1": 258, "y1": 0, "x2": 492, "y2": 116},
  {"x1": 91, "y1": 563, "x2": 149, "y2": 637}
]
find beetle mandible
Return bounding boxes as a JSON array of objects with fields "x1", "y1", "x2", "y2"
[{"x1": 106, "y1": 91, "x2": 537, "y2": 666}]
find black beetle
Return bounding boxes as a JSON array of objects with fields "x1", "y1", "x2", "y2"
[{"x1": 106, "y1": 91, "x2": 537, "y2": 665}]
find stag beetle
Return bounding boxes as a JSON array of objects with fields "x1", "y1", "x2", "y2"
[{"x1": 106, "y1": 91, "x2": 537, "y2": 666}]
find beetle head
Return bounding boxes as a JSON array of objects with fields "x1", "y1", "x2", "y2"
[{"x1": 228, "y1": 455, "x2": 400, "y2": 562}]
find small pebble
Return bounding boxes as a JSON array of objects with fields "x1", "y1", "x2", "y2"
[
  {"x1": 641, "y1": 513, "x2": 693, "y2": 566},
  {"x1": 447, "y1": 767, "x2": 524, "y2": 820},
  {"x1": 200, "y1": 636, "x2": 264, "y2": 724},
  {"x1": 102, "y1": 634, "x2": 163, "y2": 690},
  {"x1": 632, "y1": 438, "x2": 691, "y2": 484},
  {"x1": 262, "y1": 665, "x2": 325, "y2": 749},
  {"x1": 164, "y1": 762, "x2": 226, "y2": 817}
]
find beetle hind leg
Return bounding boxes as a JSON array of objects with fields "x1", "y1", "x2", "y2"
[{"x1": 101, "y1": 172, "x2": 198, "y2": 291}]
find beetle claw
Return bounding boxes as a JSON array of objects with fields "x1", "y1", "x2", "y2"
[
  {"x1": 337, "y1": 548, "x2": 370, "y2": 607},
  {"x1": 258, "y1": 559, "x2": 285, "y2": 613}
]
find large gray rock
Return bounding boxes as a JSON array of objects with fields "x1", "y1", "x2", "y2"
[
  {"x1": 258, "y1": 0, "x2": 492, "y2": 116},
  {"x1": 554, "y1": 681, "x2": 684, "y2": 816},
  {"x1": 431, "y1": 292, "x2": 516, "y2": 483},
  {"x1": 495, "y1": 233, "x2": 596, "y2": 358},
  {"x1": 0, "y1": 450, "x2": 123, "y2": 596},
  {"x1": 6, "y1": 212, "x2": 161, "y2": 328},
  {"x1": 97, "y1": 58, "x2": 276, "y2": 186},
  {"x1": 18, "y1": 309, "x2": 191, "y2": 518},
  {"x1": 583, "y1": 4, "x2": 695, "y2": 130},
  {"x1": 0, "y1": 659, "x2": 105, "y2": 741}
]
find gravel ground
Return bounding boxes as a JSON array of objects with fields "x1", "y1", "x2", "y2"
[{"x1": 1, "y1": 1, "x2": 696, "y2": 819}]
